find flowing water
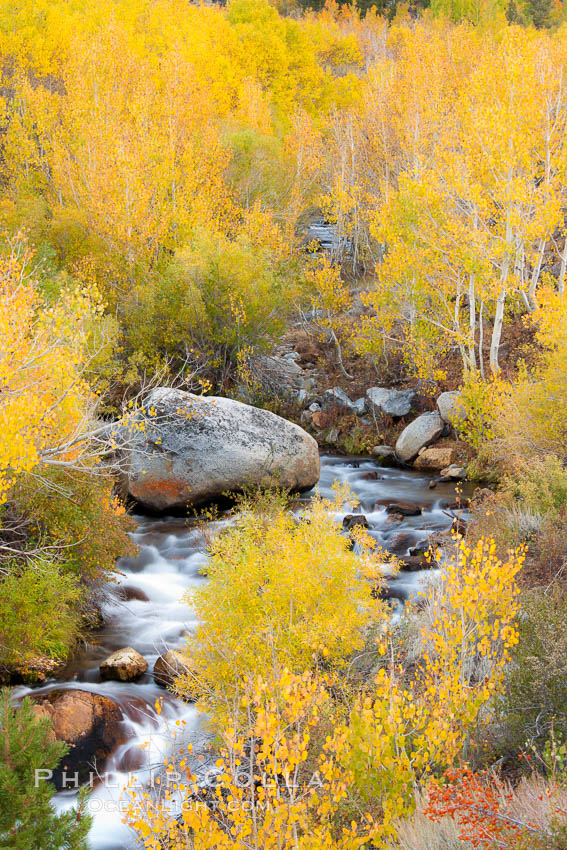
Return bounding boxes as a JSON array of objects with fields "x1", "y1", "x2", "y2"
[{"x1": 16, "y1": 454, "x2": 468, "y2": 849}]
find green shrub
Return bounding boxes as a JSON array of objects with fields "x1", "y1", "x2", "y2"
[
  {"x1": 500, "y1": 455, "x2": 567, "y2": 517},
  {"x1": 0, "y1": 469, "x2": 135, "y2": 669},
  {"x1": 12, "y1": 468, "x2": 136, "y2": 580},
  {"x1": 0, "y1": 560, "x2": 80, "y2": 668},
  {"x1": 0, "y1": 688, "x2": 91, "y2": 849},
  {"x1": 497, "y1": 586, "x2": 567, "y2": 760},
  {"x1": 123, "y1": 230, "x2": 298, "y2": 387},
  {"x1": 469, "y1": 455, "x2": 567, "y2": 580}
]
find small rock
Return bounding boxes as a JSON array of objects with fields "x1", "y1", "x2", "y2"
[
  {"x1": 399, "y1": 556, "x2": 433, "y2": 572},
  {"x1": 385, "y1": 513, "x2": 404, "y2": 524},
  {"x1": 429, "y1": 479, "x2": 437, "y2": 489},
  {"x1": 387, "y1": 531, "x2": 414, "y2": 552},
  {"x1": 308, "y1": 402, "x2": 321, "y2": 413},
  {"x1": 439, "y1": 464, "x2": 466, "y2": 481},
  {"x1": 352, "y1": 398, "x2": 367, "y2": 416},
  {"x1": 371, "y1": 445, "x2": 395, "y2": 458},
  {"x1": 321, "y1": 387, "x2": 355, "y2": 413},
  {"x1": 154, "y1": 650, "x2": 192, "y2": 690},
  {"x1": 361, "y1": 470, "x2": 382, "y2": 481},
  {"x1": 371, "y1": 445, "x2": 396, "y2": 466},
  {"x1": 376, "y1": 500, "x2": 422, "y2": 516},
  {"x1": 115, "y1": 585, "x2": 150, "y2": 603},
  {"x1": 342, "y1": 514, "x2": 370, "y2": 531},
  {"x1": 100, "y1": 647, "x2": 148, "y2": 682},
  {"x1": 366, "y1": 387, "x2": 415, "y2": 418},
  {"x1": 414, "y1": 445, "x2": 457, "y2": 471}
]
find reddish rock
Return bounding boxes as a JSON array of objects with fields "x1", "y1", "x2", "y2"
[
  {"x1": 33, "y1": 689, "x2": 127, "y2": 788},
  {"x1": 386, "y1": 531, "x2": 414, "y2": 553},
  {"x1": 414, "y1": 445, "x2": 456, "y2": 471},
  {"x1": 399, "y1": 555, "x2": 433, "y2": 572},
  {"x1": 115, "y1": 585, "x2": 149, "y2": 602},
  {"x1": 374, "y1": 500, "x2": 422, "y2": 516},
  {"x1": 385, "y1": 513, "x2": 404, "y2": 524}
]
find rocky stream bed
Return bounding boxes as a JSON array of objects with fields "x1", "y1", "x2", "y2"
[{"x1": 15, "y1": 454, "x2": 469, "y2": 849}]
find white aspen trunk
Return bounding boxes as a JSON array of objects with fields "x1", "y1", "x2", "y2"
[
  {"x1": 491, "y1": 197, "x2": 513, "y2": 375},
  {"x1": 559, "y1": 233, "x2": 567, "y2": 296},
  {"x1": 489, "y1": 288, "x2": 507, "y2": 374},
  {"x1": 468, "y1": 273, "x2": 477, "y2": 372},
  {"x1": 527, "y1": 237, "x2": 546, "y2": 308},
  {"x1": 479, "y1": 300, "x2": 486, "y2": 380}
]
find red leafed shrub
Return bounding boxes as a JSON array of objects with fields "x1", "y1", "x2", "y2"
[{"x1": 424, "y1": 768, "x2": 541, "y2": 849}]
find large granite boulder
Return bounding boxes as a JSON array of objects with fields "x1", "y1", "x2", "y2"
[
  {"x1": 119, "y1": 388, "x2": 320, "y2": 512},
  {"x1": 366, "y1": 387, "x2": 415, "y2": 418},
  {"x1": 32, "y1": 689, "x2": 127, "y2": 788},
  {"x1": 99, "y1": 647, "x2": 148, "y2": 682},
  {"x1": 395, "y1": 412, "x2": 445, "y2": 463}
]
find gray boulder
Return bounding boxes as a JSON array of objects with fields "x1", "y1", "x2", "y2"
[
  {"x1": 352, "y1": 398, "x2": 367, "y2": 416},
  {"x1": 437, "y1": 391, "x2": 466, "y2": 425},
  {"x1": 321, "y1": 386, "x2": 355, "y2": 412},
  {"x1": 371, "y1": 445, "x2": 396, "y2": 462},
  {"x1": 440, "y1": 464, "x2": 466, "y2": 481},
  {"x1": 395, "y1": 412, "x2": 445, "y2": 463},
  {"x1": 366, "y1": 387, "x2": 415, "y2": 418},
  {"x1": 119, "y1": 388, "x2": 320, "y2": 512}
]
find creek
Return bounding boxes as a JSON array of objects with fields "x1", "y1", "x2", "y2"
[{"x1": 17, "y1": 453, "x2": 467, "y2": 849}]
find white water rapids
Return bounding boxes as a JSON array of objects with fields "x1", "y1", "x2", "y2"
[{"x1": 16, "y1": 454, "x2": 468, "y2": 849}]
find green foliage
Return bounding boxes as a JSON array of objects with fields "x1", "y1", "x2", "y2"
[
  {"x1": 0, "y1": 469, "x2": 135, "y2": 669},
  {"x1": 497, "y1": 586, "x2": 567, "y2": 759},
  {"x1": 12, "y1": 469, "x2": 136, "y2": 580},
  {"x1": 0, "y1": 688, "x2": 91, "y2": 849},
  {"x1": 500, "y1": 455, "x2": 567, "y2": 518},
  {"x1": 123, "y1": 231, "x2": 296, "y2": 385},
  {"x1": 0, "y1": 560, "x2": 80, "y2": 668},
  {"x1": 469, "y1": 455, "x2": 567, "y2": 571}
]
